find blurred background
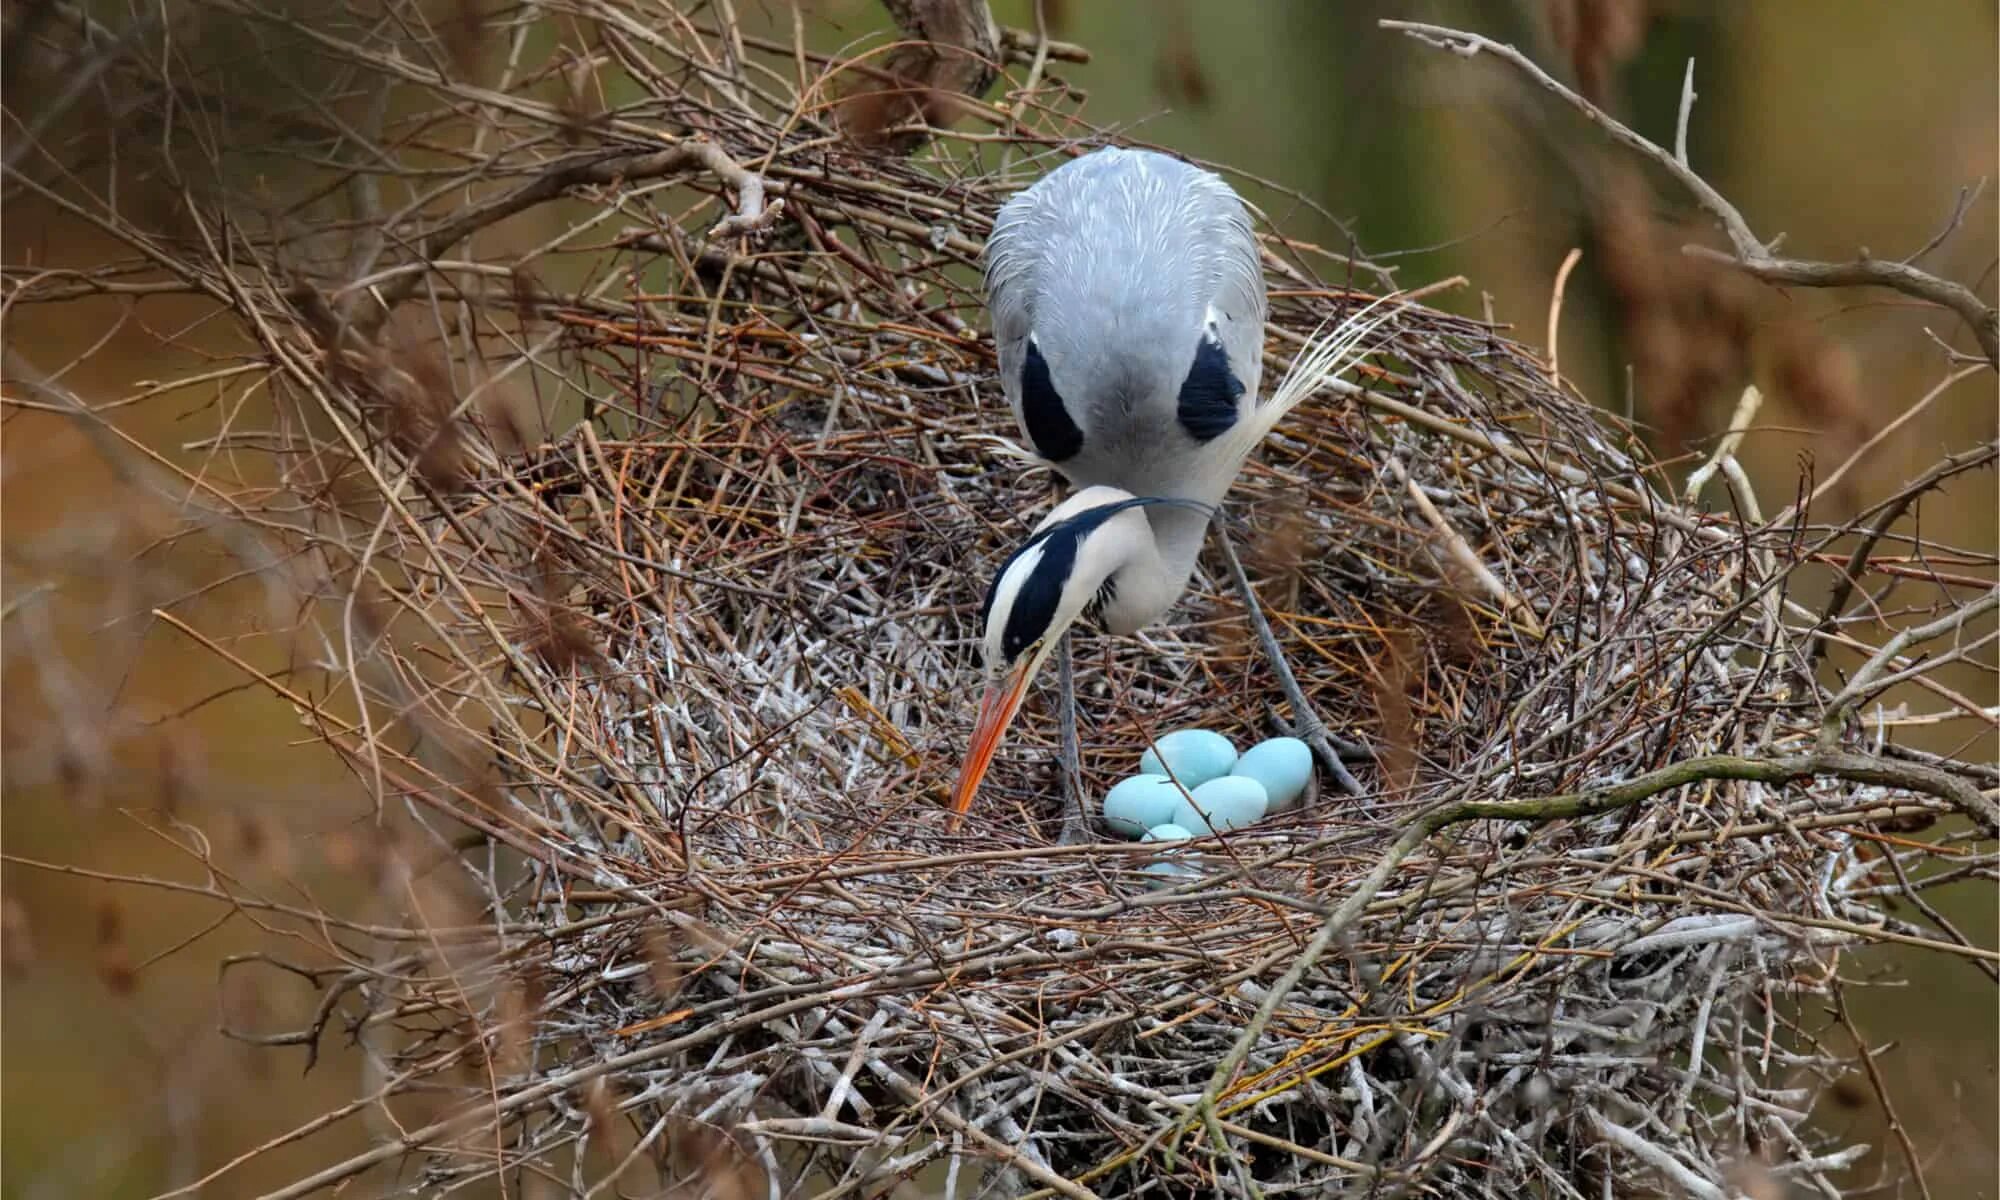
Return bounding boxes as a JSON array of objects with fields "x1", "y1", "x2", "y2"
[{"x1": 4, "y1": 0, "x2": 1995, "y2": 1195}]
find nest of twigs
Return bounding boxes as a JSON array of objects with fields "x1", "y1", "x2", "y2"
[{"x1": 7, "y1": 5, "x2": 1994, "y2": 1198}]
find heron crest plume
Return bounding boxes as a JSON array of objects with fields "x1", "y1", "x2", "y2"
[{"x1": 1212, "y1": 297, "x2": 1398, "y2": 480}]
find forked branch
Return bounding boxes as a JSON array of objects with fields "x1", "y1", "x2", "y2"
[
  {"x1": 1382, "y1": 20, "x2": 1999, "y2": 368},
  {"x1": 348, "y1": 139, "x2": 781, "y2": 325}
]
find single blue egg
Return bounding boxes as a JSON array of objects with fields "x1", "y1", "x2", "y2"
[
  {"x1": 1142, "y1": 857, "x2": 1201, "y2": 881},
  {"x1": 1102, "y1": 775, "x2": 1185, "y2": 839},
  {"x1": 1168, "y1": 775, "x2": 1269, "y2": 835},
  {"x1": 1231, "y1": 737, "x2": 1315, "y2": 812},
  {"x1": 1141, "y1": 823, "x2": 1195, "y2": 842},
  {"x1": 1137, "y1": 728, "x2": 1239, "y2": 788}
]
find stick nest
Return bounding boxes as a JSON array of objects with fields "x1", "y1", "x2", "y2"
[{"x1": 8, "y1": 7, "x2": 1991, "y2": 1198}]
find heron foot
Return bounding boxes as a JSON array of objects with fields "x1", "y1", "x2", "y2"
[
  {"x1": 1215, "y1": 521, "x2": 1371, "y2": 803},
  {"x1": 1275, "y1": 706, "x2": 1368, "y2": 798},
  {"x1": 1270, "y1": 702, "x2": 1372, "y2": 760}
]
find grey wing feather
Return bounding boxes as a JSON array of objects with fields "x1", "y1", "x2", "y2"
[{"x1": 983, "y1": 149, "x2": 1267, "y2": 490}]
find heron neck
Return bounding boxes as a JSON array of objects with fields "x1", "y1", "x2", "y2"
[
  {"x1": 1149, "y1": 501, "x2": 1213, "y2": 592},
  {"x1": 1102, "y1": 503, "x2": 1212, "y2": 633}
]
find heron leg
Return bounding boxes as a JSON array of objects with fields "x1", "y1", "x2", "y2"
[
  {"x1": 1055, "y1": 630, "x2": 1093, "y2": 844},
  {"x1": 1213, "y1": 520, "x2": 1369, "y2": 798}
]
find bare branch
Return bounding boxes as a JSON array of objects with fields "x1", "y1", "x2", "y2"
[
  {"x1": 344, "y1": 139, "x2": 781, "y2": 324},
  {"x1": 1905, "y1": 177, "x2": 1987, "y2": 266},
  {"x1": 1682, "y1": 245, "x2": 2000, "y2": 366},
  {"x1": 1830, "y1": 587, "x2": 2000, "y2": 722},
  {"x1": 1806, "y1": 440, "x2": 1999, "y2": 675},
  {"x1": 1383, "y1": 20, "x2": 2000, "y2": 368}
]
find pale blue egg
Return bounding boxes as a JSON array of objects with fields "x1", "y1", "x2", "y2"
[
  {"x1": 1141, "y1": 823, "x2": 1195, "y2": 842},
  {"x1": 1231, "y1": 737, "x2": 1315, "y2": 812},
  {"x1": 1101, "y1": 775, "x2": 1184, "y2": 839},
  {"x1": 1137, "y1": 728, "x2": 1239, "y2": 788},
  {"x1": 1168, "y1": 775, "x2": 1269, "y2": 834}
]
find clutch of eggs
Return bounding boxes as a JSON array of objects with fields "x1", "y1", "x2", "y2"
[{"x1": 1100, "y1": 729, "x2": 1319, "y2": 840}]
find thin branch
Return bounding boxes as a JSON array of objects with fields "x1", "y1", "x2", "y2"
[
  {"x1": 1382, "y1": 20, "x2": 2000, "y2": 368},
  {"x1": 1546, "y1": 245, "x2": 1583, "y2": 380},
  {"x1": 1806, "y1": 440, "x2": 1999, "y2": 675},
  {"x1": 1831, "y1": 980, "x2": 1933, "y2": 1200},
  {"x1": 1904, "y1": 177, "x2": 1986, "y2": 266},
  {"x1": 1682, "y1": 246, "x2": 2000, "y2": 367},
  {"x1": 1828, "y1": 587, "x2": 2000, "y2": 720},
  {"x1": 1683, "y1": 384, "x2": 1763, "y2": 506},
  {"x1": 1774, "y1": 367, "x2": 1989, "y2": 524},
  {"x1": 344, "y1": 140, "x2": 781, "y2": 323}
]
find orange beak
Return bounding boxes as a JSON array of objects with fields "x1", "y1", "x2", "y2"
[{"x1": 947, "y1": 657, "x2": 1037, "y2": 826}]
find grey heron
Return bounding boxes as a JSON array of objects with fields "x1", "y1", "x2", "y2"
[{"x1": 952, "y1": 147, "x2": 1386, "y2": 827}]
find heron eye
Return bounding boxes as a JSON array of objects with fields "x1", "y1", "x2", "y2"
[
  {"x1": 1020, "y1": 338, "x2": 1083, "y2": 462},
  {"x1": 1176, "y1": 337, "x2": 1242, "y2": 443}
]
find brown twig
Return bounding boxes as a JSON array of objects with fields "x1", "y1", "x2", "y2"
[
  {"x1": 1830, "y1": 979, "x2": 1933, "y2": 1200},
  {"x1": 1546, "y1": 245, "x2": 1583, "y2": 381}
]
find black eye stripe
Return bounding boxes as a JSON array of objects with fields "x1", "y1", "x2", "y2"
[
  {"x1": 1175, "y1": 337, "x2": 1243, "y2": 443},
  {"x1": 1000, "y1": 535, "x2": 1076, "y2": 663},
  {"x1": 978, "y1": 496, "x2": 1211, "y2": 666},
  {"x1": 1020, "y1": 339, "x2": 1083, "y2": 462}
]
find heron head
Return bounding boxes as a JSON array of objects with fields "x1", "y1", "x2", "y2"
[{"x1": 949, "y1": 488, "x2": 1204, "y2": 821}]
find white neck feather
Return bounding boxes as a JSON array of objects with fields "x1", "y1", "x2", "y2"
[{"x1": 1087, "y1": 501, "x2": 1204, "y2": 635}]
